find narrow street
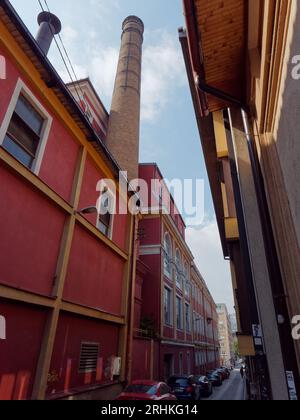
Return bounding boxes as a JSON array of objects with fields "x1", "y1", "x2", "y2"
[{"x1": 204, "y1": 370, "x2": 246, "y2": 401}]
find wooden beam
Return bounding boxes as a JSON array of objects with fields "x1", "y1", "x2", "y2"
[
  {"x1": 0, "y1": 284, "x2": 55, "y2": 308},
  {"x1": 0, "y1": 148, "x2": 72, "y2": 214},
  {"x1": 75, "y1": 214, "x2": 128, "y2": 261},
  {"x1": 31, "y1": 147, "x2": 86, "y2": 400},
  {"x1": 61, "y1": 302, "x2": 125, "y2": 326}
]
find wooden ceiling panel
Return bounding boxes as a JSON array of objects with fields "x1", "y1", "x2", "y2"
[{"x1": 195, "y1": 0, "x2": 247, "y2": 112}]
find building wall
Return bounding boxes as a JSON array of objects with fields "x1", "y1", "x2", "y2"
[
  {"x1": 249, "y1": 0, "x2": 300, "y2": 377},
  {"x1": 135, "y1": 164, "x2": 219, "y2": 380},
  {"x1": 0, "y1": 301, "x2": 47, "y2": 400},
  {"x1": 0, "y1": 19, "x2": 132, "y2": 400},
  {"x1": 217, "y1": 304, "x2": 234, "y2": 367},
  {"x1": 47, "y1": 314, "x2": 120, "y2": 397}
]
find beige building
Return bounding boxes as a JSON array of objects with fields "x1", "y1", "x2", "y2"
[
  {"x1": 181, "y1": 0, "x2": 300, "y2": 400},
  {"x1": 217, "y1": 304, "x2": 234, "y2": 368}
]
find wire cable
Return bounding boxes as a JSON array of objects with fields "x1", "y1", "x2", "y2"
[{"x1": 37, "y1": 0, "x2": 86, "y2": 109}]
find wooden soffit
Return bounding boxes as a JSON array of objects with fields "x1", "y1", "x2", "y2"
[{"x1": 194, "y1": 0, "x2": 247, "y2": 112}]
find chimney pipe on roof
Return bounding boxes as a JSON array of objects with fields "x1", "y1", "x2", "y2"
[{"x1": 36, "y1": 11, "x2": 62, "y2": 56}]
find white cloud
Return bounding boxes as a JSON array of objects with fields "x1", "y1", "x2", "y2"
[
  {"x1": 53, "y1": 26, "x2": 186, "y2": 122},
  {"x1": 186, "y1": 221, "x2": 235, "y2": 313},
  {"x1": 141, "y1": 30, "x2": 186, "y2": 121},
  {"x1": 90, "y1": 47, "x2": 119, "y2": 100}
]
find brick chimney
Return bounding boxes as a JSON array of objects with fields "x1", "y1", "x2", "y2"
[{"x1": 106, "y1": 16, "x2": 144, "y2": 182}]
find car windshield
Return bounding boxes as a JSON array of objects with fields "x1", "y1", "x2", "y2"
[
  {"x1": 125, "y1": 384, "x2": 157, "y2": 395},
  {"x1": 169, "y1": 378, "x2": 189, "y2": 386}
]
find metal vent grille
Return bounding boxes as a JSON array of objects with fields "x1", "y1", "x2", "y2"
[{"x1": 79, "y1": 342, "x2": 99, "y2": 373}]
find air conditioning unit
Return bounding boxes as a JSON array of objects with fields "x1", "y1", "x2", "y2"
[{"x1": 112, "y1": 357, "x2": 122, "y2": 376}]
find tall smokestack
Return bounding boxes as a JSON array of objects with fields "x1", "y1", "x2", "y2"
[
  {"x1": 36, "y1": 11, "x2": 62, "y2": 56},
  {"x1": 106, "y1": 16, "x2": 144, "y2": 182}
]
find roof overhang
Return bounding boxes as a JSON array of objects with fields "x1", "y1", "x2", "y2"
[{"x1": 179, "y1": 29, "x2": 228, "y2": 258}]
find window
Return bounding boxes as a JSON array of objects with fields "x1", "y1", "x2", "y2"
[
  {"x1": 0, "y1": 80, "x2": 52, "y2": 173},
  {"x1": 164, "y1": 287, "x2": 172, "y2": 326},
  {"x1": 97, "y1": 188, "x2": 115, "y2": 239},
  {"x1": 164, "y1": 233, "x2": 172, "y2": 278},
  {"x1": 187, "y1": 352, "x2": 191, "y2": 375},
  {"x1": 193, "y1": 312, "x2": 197, "y2": 334},
  {"x1": 179, "y1": 353, "x2": 183, "y2": 375},
  {"x1": 185, "y1": 303, "x2": 191, "y2": 332},
  {"x1": 175, "y1": 250, "x2": 182, "y2": 289},
  {"x1": 184, "y1": 262, "x2": 190, "y2": 297},
  {"x1": 79, "y1": 342, "x2": 99, "y2": 373},
  {"x1": 2, "y1": 94, "x2": 45, "y2": 169},
  {"x1": 176, "y1": 296, "x2": 183, "y2": 330}
]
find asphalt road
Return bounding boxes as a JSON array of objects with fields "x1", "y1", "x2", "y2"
[{"x1": 203, "y1": 369, "x2": 246, "y2": 401}]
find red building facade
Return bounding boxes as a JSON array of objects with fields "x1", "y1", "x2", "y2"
[
  {"x1": 132, "y1": 164, "x2": 220, "y2": 381},
  {"x1": 0, "y1": 2, "x2": 135, "y2": 400}
]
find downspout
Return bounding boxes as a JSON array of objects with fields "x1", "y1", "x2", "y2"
[
  {"x1": 126, "y1": 214, "x2": 138, "y2": 384},
  {"x1": 196, "y1": 78, "x2": 300, "y2": 398}
]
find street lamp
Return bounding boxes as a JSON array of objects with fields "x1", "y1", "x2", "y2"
[{"x1": 78, "y1": 206, "x2": 98, "y2": 215}]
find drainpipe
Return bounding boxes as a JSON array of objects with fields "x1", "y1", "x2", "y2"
[
  {"x1": 241, "y1": 110, "x2": 300, "y2": 398},
  {"x1": 195, "y1": 80, "x2": 300, "y2": 399},
  {"x1": 126, "y1": 215, "x2": 139, "y2": 384}
]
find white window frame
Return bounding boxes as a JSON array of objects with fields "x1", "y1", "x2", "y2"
[
  {"x1": 163, "y1": 232, "x2": 172, "y2": 278},
  {"x1": 187, "y1": 352, "x2": 191, "y2": 375},
  {"x1": 96, "y1": 185, "x2": 116, "y2": 241},
  {"x1": 0, "y1": 78, "x2": 53, "y2": 174},
  {"x1": 179, "y1": 353, "x2": 183, "y2": 375},
  {"x1": 164, "y1": 286, "x2": 173, "y2": 327},
  {"x1": 184, "y1": 262, "x2": 190, "y2": 297},
  {"x1": 176, "y1": 295, "x2": 183, "y2": 331},
  {"x1": 185, "y1": 303, "x2": 191, "y2": 332},
  {"x1": 175, "y1": 249, "x2": 182, "y2": 289}
]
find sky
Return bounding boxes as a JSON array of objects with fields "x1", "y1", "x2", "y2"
[{"x1": 10, "y1": 0, "x2": 234, "y2": 313}]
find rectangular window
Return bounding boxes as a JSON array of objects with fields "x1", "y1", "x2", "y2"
[
  {"x1": 187, "y1": 352, "x2": 191, "y2": 375},
  {"x1": 164, "y1": 287, "x2": 172, "y2": 326},
  {"x1": 97, "y1": 190, "x2": 115, "y2": 239},
  {"x1": 176, "y1": 296, "x2": 183, "y2": 330},
  {"x1": 185, "y1": 303, "x2": 191, "y2": 332},
  {"x1": 2, "y1": 95, "x2": 45, "y2": 169},
  {"x1": 179, "y1": 353, "x2": 183, "y2": 375},
  {"x1": 79, "y1": 342, "x2": 99, "y2": 373}
]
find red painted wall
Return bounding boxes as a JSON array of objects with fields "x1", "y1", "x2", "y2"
[
  {"x1": 78, "y1": 157, "x2": 127, "y2": 251},
  {"x1": 39, "y1": 118, "x2": 80, "y2": 202},
  {"x1": 140, "y1": 218, "x2": 161, "y2": 246},
  {"x1": 0, "y1": 49, "x2": 16, "y2": 125},
  {"x1": 0, "y1": 50, "x2": 80, "y2": 203},
  {"x1": 0, "y1": 301, "x2": 47, "y2": 400},
  {"x1": 0, "y1": 166, "x2": 65, "y2": 296},
  {"x1": 160, "y1": 345, "x2": 194, "y2": 380},
  {"x1": 47, "y1": 313, "x2": 119, "y2": 396},
  {"x1": 139, "y1": 254, "x2": 161, "y2": 331},
  {"x1": 132, "y1": 339, "x2": 152, "y2": 381},
  {"x1": 64, "y1": 225, "x2": 124, "y2": 316}
]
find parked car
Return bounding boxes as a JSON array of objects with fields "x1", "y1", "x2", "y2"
[
  {"x1": 167, "y1": 376, "x2": 201, "y2": 401},
  {"x1": 116, "y1": 381, "x2": 177, "y2": 401},
  {"x1": 194, "y1": 375, "x2": 213, "y2": 397},
  {"x1": 207, "y1": 372, "x2": 223, "y2": 387},
  {"x1": 216, "y1": 368, "x2": 230, "y2": 380}
]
